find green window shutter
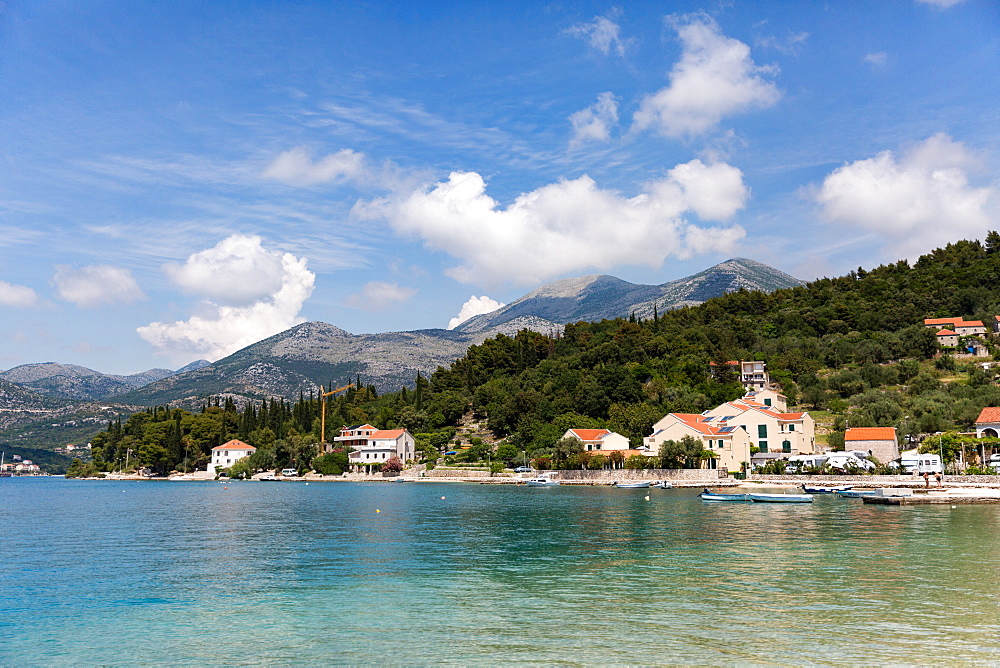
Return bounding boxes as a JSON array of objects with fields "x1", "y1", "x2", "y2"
[
  {"x1": 782, "y1": 440, "x2": 791, "y2": 453},
  {"x1": 758, "y1": 424, "x2": 767, "y2": 438},
  {"x1": 759, "y1": 441, "x2": 768, "y2": 452},
  {"x1": 764, "y1": 398, "x2": 772, "y2": 406},
  {"x1": 790, "y1": 424, "x2": 795, "y2": 432}
]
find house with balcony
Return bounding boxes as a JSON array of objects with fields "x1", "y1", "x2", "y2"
[
  {"x1": 340, "y1": 426, "x2": 416, "y2": 470},
  {"x1": 702, "y1": 398, "x2": 816, "y2": 455},
  {"x1": 643, "y1": 413, "x2": 752, "y2": 472}
]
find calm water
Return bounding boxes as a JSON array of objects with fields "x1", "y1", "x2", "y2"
[{"x1": 2, "y1": 478, "x2": 1000, "y2": 665}]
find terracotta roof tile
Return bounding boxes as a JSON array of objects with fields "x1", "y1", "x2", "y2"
[
  {"x1": 845, "y1": 427, "x2": 897, "y2": 441},
  {"x1": 976, "y1": 407, "x2": 1000, "y2": 424},
  {"x1": 211, "y1": 439, "x2": 256, "y2": 451}
]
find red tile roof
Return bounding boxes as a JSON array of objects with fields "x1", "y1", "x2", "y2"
[
  {"x1": 924, "y1": 317, "x2": 962, "y2": 326},
  {"x1": 976, "y1": 407, "x2": 1000, "y2": 424},
  {"x1": 569, "y1": 428, "x2": 611, "y2": 442},
  {"x1": 845, "y1": 427, "x2": 897, "y2": 441},
  {"x1": 211, "y1": 439, "x2": 256, "y2": 451},
  {"x1": 936, "y1": 329, "x2": 957, "y2": 336},
  {"x1": 959, "y1": 320, "x2": 984, "y2": 327},
  {"x1": 371, "y1": 429, "x2": 406, "y2": 439}
]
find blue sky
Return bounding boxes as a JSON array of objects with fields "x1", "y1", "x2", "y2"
[{"x1": 1, "y1": 0, "x2": 998, "y2": 374}]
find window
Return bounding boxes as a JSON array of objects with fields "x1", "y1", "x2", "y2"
[
  {"x1": 764, "y1": 398, "x2": 772, "y2": 406},
  {"x1": 782, "y1": 440, "x2": 791, "y2": 453},
  {"x1": 758, "y1": 424, "x2": 767, "y2": 438},
  {"x1": 789, "y1": 424, "x2": 795, "y2": 432},
  {"x1": 759, "y1": 441, "x2": 768, "y2": 452}
]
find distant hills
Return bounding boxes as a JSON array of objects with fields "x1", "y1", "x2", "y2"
[
  {"x1": 0, "y1": 360, "x2": 211, "y2": 401},
  {"x1": 1, "y1": 257, "x2": 801, "y2": 415}
]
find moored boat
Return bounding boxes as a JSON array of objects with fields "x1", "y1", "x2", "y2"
[
  {"x1": 802, "y1": 484, "x2": 853, "y2": 493},
  {"x1": 613, "y1": 481, "x2": 650, "y2": 488},
  {"x1": 836, "y1": 489, "x2": 876, "y2": 498},
  {"x1": 525, "y1": 474, "x2": 560, "y2": 487},
  {"x1": 652, "y1": 481, "x2": 673, "y2": 489},
  {"x1": 699, "y1": 488, "x2": 750, "y2": 501},
  {"x1": 749, "y1": 492, "x2": 814, "y2": 503}
]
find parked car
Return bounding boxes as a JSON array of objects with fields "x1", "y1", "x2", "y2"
[
  {"x1": 280, "y1": 468, "x2": 298, "y2": 477},
  {"x1": 513, "y1": 466, "x2": 533, "y2": 473}
]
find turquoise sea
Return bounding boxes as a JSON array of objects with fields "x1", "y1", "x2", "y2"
[{"x1": 2, "y1": 477, "x2": 1000, "y2": 665}]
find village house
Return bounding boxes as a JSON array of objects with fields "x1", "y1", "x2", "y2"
[
  {"x1": 936, "y1": 329, "x2": 960, "y2": 347},
  {"x1": 709, "y1": 360, "x2": 770, "y2": 392},
  {"x1": 974, "y1": 407, "x2": 1000, "y2": 438},
  {"x1": 338, "y1": 426, "x2": 416, "y2": 470},
  {"x1": 844, "y1": 427, "x2": 899, "y2": 464},
  {"x1": 209, "y1": 439, "x2": 257, "y2": 474},
  {"x1": 643, "y1": 413, "x2": 753, "y2": 472},
  {"x1": 702, "y1": 396, "x2": 816, "y2": 455},
  {"x1": 562, "y1": 428, "x2": 631, "y2": 452}
]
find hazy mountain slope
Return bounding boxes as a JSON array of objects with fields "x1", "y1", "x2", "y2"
[
  {"x1": 455, "y1": 258, "x2": 803, "y2": 332},
  {"x1": 0, "y1": 362, "x2": 194, "y2": 400}
]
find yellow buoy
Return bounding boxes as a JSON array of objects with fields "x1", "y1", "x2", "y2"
[{"x1": 376, "y1": 509, "x2": 381, "y2": 513}]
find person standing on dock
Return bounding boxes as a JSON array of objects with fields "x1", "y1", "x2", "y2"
[
  {"x1": 935, "y1": 472, "x2": 943, "y2": 488},
  {"x1": 923, "y1": 471, "x2": 930, "y2": 488}
]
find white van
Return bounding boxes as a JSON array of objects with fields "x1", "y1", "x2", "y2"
[
  {"x1": 899, "y1": 451, "x2": 942, "y2": 474},
  {"x1": 988, "y1": 454, "x2": 1000, "y2": 469},
  {"x1": 281, "y1": 467, "x2": 298, "y2": 477}
]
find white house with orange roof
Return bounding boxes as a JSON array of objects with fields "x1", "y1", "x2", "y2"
[
  {"x1": 561, "y1": 428, "x2": 631, "y2": 452},
  {"x1": 975, "y1": 407, "x2": 1000, "y2": 438},
  {"x1": 209, "y1": 439, "x2": 257, "y2": 474},
  {"x1": 955, "y1": 320, "x2": 987, "y2": 336},
  {"x1": 331, "y1": 424, "x2": 378, "y2": 452},
  {"x1": 845, "y1": 427, "x2": 899, "y2": 464},
  {"x1": 702, "y1": 399, "x2": 815, "y2": 455},
  {"x1": 345, "y1": 427, "x2": 416, "y2": 469},
  {"x1": 643, "y1": 413, "x2": 752, "y2": 471},
  {"x1": 741, "y1": 389, "x2": 787, "y2": 412}
]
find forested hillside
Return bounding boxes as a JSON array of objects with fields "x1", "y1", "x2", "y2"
[{"x1": 82, "y1": 237, "x2": 1000, "y2": 475}]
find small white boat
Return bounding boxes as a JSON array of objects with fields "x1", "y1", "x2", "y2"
[
  {"x1": 525, "y1": 474, "x2": 560, "y2": 487},
  {"x1": 802, "y1": 484, "x2": 853, "y2": 493},
  {"x1": 835, "y1": 489, "x2": 876, "y2": 498},
  {"x1": 700, "y1": 488, "x2": 750, "y2": 501},
  {"x1": 613, "y1": 481, "x2": 650, "y2": 488},
  {"x1": 749, "y1": 492, "x2": 814, "y2": 503},
  {"x1": 652, "y1": 481, "x2": 673, "y2": 489}
]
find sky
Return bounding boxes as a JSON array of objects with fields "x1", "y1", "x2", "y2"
[{"x1": 1, "y1": 0, "x2": 998, "y2": 375}]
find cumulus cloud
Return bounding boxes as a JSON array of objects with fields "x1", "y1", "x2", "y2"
[
  {"x1": 564, "y1": 12, "x2": 630, "y2": 57},
  {"x1": 815, "y1": 134, "x2": 998, "y2": 258},
  {"x1": 633, "y1": 14, "x2": 781, "y2": 138},
  {"x1": 344, "y1": 281, "x2": 418, "y2": 311},
  {"x1": 262, "y1": 147, "x2": 366, "y2": 186},
  {"x1": 356, "y1": 159, "x2": 748, "y2": 286},
  {"x1": 137, "y1": 237, "x2": 315, "y2": 363},
  {"x1": 53, "y1": 265, "x2": 145, "y2": 307},
  {"x1": 447, "y1": 296, "x2": 506, "y2": 330},
  {"x1": 165, "y1": 234, "x2": 287, "y2": 306},
  {"x1": 0, "y1": 280, "x2": 38, "y2": 307},
  {"x1": 569, "y1": 92, "x2": 619, "y2": 149}
]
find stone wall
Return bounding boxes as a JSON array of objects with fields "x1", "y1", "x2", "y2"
[
  {"x1": 554, "y1": 468, "x2": 729, "y2": 484},
  {"x1": 752, "y1": 473, "x2": 1000, "y2": 487}
]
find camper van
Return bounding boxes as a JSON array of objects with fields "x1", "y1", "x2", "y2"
[
  {"x1": 824, "y1": 451, "x2": 875, "y2": 472},
  {"x1": 899, "y1": 451, "x2": 942, "y2": 474}
]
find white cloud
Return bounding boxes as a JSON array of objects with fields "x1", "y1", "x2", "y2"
[
  {"x1": 137, "y1": 240, "x2": 315, "y2": 363},
  {"x1": 569, "y1": 92, "x2": 619, "y2": 149},
  {"x1": 864, "y1": 52, "x2": 888, "y2": 69},
  {"x1": 447, "y1": 296, "x2": 506, "y2": 330},
  {"x1": 916, "y1": 0, "x2": 966, "y2": 8},
  {"x1": 633, "y1": 14, "x2": 781, "y2": 138},
  {"x1": 357, "y1": 159, "x2": 748, "y2": 287},
  {"x1": 165, "y1": 234, "x2": 287, "y2": 306},
  {"x1": 53, "y1": 265, "x2": 145, "y2": 307},
  {"x1": 565, "y1": 12, "x2": 630, "y2": 57},
  {"x1": 815, "y1": 134, "x2": 998, "y2": 258},
  {"x1": 0, "y1": 280, "x2": 37, "y2": 307},
  {"x1": 262, "y1": 147, "x2": 366, "y2": 186},
  {"x1": 344, "y1": 281, "x2": 418, "y2": 311}
]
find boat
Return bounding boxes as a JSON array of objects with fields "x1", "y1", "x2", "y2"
[
  {"x1": 699, "y1": 488, "x2": 750, "y2": 501},
  {"x1": 652, "y1": 481, "x2": 673, "y2": 489},
  {"x1": 835, "y1": 489, "x2": 876, "y2": 498},
  {"x1": 802, "y1": 484, "x2": 853, "y2": 493},
  {"x1": 749, "y1": 492, "x2": 814, "y2": 503},
  {"x1": 613, "y1": 481, "x2": 650, "y2": 488},
  {"x1": 525, "y1": 474, "x2": 560, "y2": 487}
]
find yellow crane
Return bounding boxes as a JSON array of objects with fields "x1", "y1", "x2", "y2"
[{"x1": 319, "y1": 383, "x2": 354, "y2": 447}]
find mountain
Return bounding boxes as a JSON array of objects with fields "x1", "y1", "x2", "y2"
[
  {"x1": 117, "y1": 258, "x2": 801, "y2": 406},
  {"x1": 0, "y1": 362, "x2": 203, "y2": 401},
  {"x1": 454, "y1": 258, "x2": 803, "y2": 333}
]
